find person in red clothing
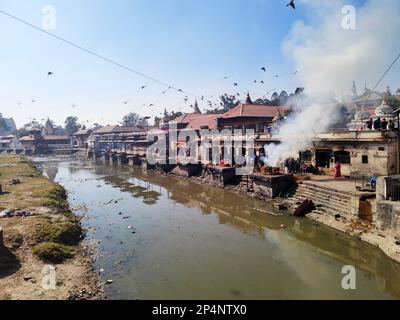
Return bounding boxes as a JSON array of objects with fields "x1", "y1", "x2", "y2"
[{"x1": 334, "y1": 161, "x2": 342, "y2": 178}]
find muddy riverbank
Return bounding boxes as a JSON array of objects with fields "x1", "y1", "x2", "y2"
[
  {"x1": 32, "y1": 156, "x2": 400, "y2": 299},
  {"x1": 0, "y1": 155, "x2": 102, "y2": 300}
]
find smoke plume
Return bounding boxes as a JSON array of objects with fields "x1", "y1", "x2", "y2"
[{"x1": 264, "y1": 0, "x2": 400, "y2": 166}]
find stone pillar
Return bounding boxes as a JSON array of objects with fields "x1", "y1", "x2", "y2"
[
  {"x1": 376, "y1": 176, "x2": 388, "y2": 201},
  {"x1": 0, "y1": 226, "x2": 4, "y2": 248}
]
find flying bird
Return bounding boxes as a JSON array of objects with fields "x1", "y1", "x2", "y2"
[
  {"x1": 47, "y1": 72, "x2": 54, "y2": 77},
  {"x1": 253, "y1": 80, "x2": 257, "y2": 83},
  {"x1": 287, "y1": 0, "x2": 296, "y2": 10},
  {"x1": 177, "y1": 89, "x2": 183, "y2": 92},
  {"x1": 260, "y1": 80, "x2": 264, "y2": 84},
  {"x1": 224, "y1": 76, "x2": 228, "y2": 79},
  {"x1": 141, "y1": 86, "x2": 147, "y2": 90},
  {"x1": 294, "y1": 70, "x2": 299, "y2": 75},
  {"x1": 261, "y1": 67, "x2": 266, "y2": 72},
  {"x1": 233, "y1": 83, "x2": 238, "y2": 87}
]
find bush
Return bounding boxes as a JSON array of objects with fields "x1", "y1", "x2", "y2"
[
  {"x1": 35, "y1": 218, "x2": 82, "y2": 246},
  {"x1": 33, "y1": 242, "x2": 75, "y2": 263}
]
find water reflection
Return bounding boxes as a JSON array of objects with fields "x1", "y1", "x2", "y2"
[{"x1": 34, "y1": 157, "x2": 400, "y2": 299}]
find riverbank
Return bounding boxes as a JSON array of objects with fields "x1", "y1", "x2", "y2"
[{"x1": 0, "y1": 155, "x2": 103, "y2": 300}]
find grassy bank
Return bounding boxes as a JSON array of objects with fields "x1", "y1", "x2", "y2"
[{"x1": 0, "y1": 155, "x2": 100, "y2": 300}]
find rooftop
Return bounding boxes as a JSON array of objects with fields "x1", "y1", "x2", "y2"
[
  {"x1": 92, "y1": 125, "x2": 145, "y2": 134},
  {"x1": 221, "y1": 103, "x2": 290, "y2": 119},
  {"x1": 20, "y1": 135, "x2": 70, "y2": 141},
  {"x1": 73, "y1": 128, "x2": 93, "y2": 136}
]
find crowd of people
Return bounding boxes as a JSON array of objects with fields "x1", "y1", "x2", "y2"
[
  {"x1": 365, "y1": 117, "x2": 395, "y2": 131},
  {"x1": 283, "y1": 158, "x2": 322, "y2": 175}
]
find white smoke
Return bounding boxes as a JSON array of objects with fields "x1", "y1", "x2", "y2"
[{"x1": 264, "y1": 0, "x2": 400, "y2": 166}]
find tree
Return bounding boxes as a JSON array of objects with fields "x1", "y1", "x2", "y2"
[
  {"x1": 15, "y1": 120, "x2": 43, "y2": 137},
  {"x1": 122, "y1": 112, "x2": 148, "y2": 127},
  {"x1": 0, "y1": 117, "x2": 8, "y2": 135},
  {"x1": 154, "y1": 116, "x2": 162, "y2": 127},
  {"x1": 206, "y1": 94, "x2": 240, "y2": 114},
  {"x1": 396, "y1": 88, "x2": 400, "y2": 95},
  {"x1": 162, "y1": 110, "x2": 183, "y2": 123},
  {"x1": 388, "y1": 96, "x2": 400, "y2": 110},
  {"x1": 271, "y1": 92, "x2": 279, "y2": 101},
  {"x1": 64, "y1": 116, "x2": 81, "y2": 136}
]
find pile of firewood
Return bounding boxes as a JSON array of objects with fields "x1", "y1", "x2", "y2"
[{"x1": 260, "y1": 166, "x2": 281, "y2": 176}]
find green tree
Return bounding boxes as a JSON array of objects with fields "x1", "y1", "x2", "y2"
[
  {"x1": 0, "y1": 117, "x2": 8, "y2": 134},
  {"x1": 154, "y1": 116, "x2": 162, "y2": 127},
  {"x1": 64, "y1": 116, "x2": 81, "y2": 136},
  {"x1": 122, "y1": 112, "x2": 148, "y2": 127},
  {"x1": 206, "y1": 94, "x2": 240, "y2": 114},
  {"x1": 15, "y1": 120, "x2": 43, "y2": 137},
  {"x1": 388, "y1": 96, "x2": 400, "y2": 110}
]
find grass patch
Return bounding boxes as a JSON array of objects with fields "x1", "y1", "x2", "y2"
[
  {"x1": 0, "y1": 155, "x2": 83, "y2": 264},
  {"x1": 33, "y1": 242, "x2": 75, "y2": 264},
  {"x1": 0, "y1": 155, "x2": 69, "y2": 211},
  {"x1": 34, "y1": 216, "x2": 82, "y2": 246},
  {"x1": 40, "y1": 184, "x2": 69, "y2": 210}
]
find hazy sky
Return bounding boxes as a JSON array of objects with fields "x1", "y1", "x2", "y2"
[{"x1": 0, "y1": 0, "x2": 398, "y2": 128}]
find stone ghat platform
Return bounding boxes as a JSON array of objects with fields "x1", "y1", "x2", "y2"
[
  {"x1": 251, "y1": 174, "x2": 296, "y2": 199},
  {"x1": 287, "y1": 176, "x2": 376, "y2": 221}
]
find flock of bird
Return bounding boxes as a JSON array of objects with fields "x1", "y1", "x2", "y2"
[{"x1": 15, "y1": 1, "x2": 299, "y2": 119}]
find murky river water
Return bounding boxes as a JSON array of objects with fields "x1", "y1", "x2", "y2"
[{"x1": 34, "y1": 157, "x2": 400, "y2": 300}]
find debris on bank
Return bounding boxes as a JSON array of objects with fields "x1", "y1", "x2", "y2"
[{"x1": 0, "y1": 209, "x2": 34, "y2": 219}]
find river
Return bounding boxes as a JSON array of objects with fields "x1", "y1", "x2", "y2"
[{"x1": 33, "y1": 157, "x2": 400, "y2": 300}]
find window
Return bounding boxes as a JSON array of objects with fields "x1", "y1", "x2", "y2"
[
  {"x1": 334, "y1": 151, "x2": 351, "y2": 164},
  {"x1": 378, "y1": 147, "x2": 385, "y2": 151},
  {"x1": 362, "y1": 155, "x2": 369, "y2": 164},
  {"x1": 300, "y1": 150, "x2": 312, "y2": 162}
]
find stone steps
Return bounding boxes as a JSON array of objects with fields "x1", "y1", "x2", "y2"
[
  {"x1": 288, "y1": 183, "x2": 353, "y2": 217},
  {"x1": 293, "y1": 188, "x2": 350, "y2": 203},
  {"x1": 301, "y1": 183, "x2": 352, "y2": 200},
  {"x1": 293, "y1": 189, "x2": 350, "y2": 208},
  {"x1": 301, "y1": 182, "x2": 353, "y2": 198},
  {"x1": 291, "y1": 185, "x2": 351, "y2": 203},
  {"x1": 289, "y1": 196, "x2": 349, "y2": 216}
]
